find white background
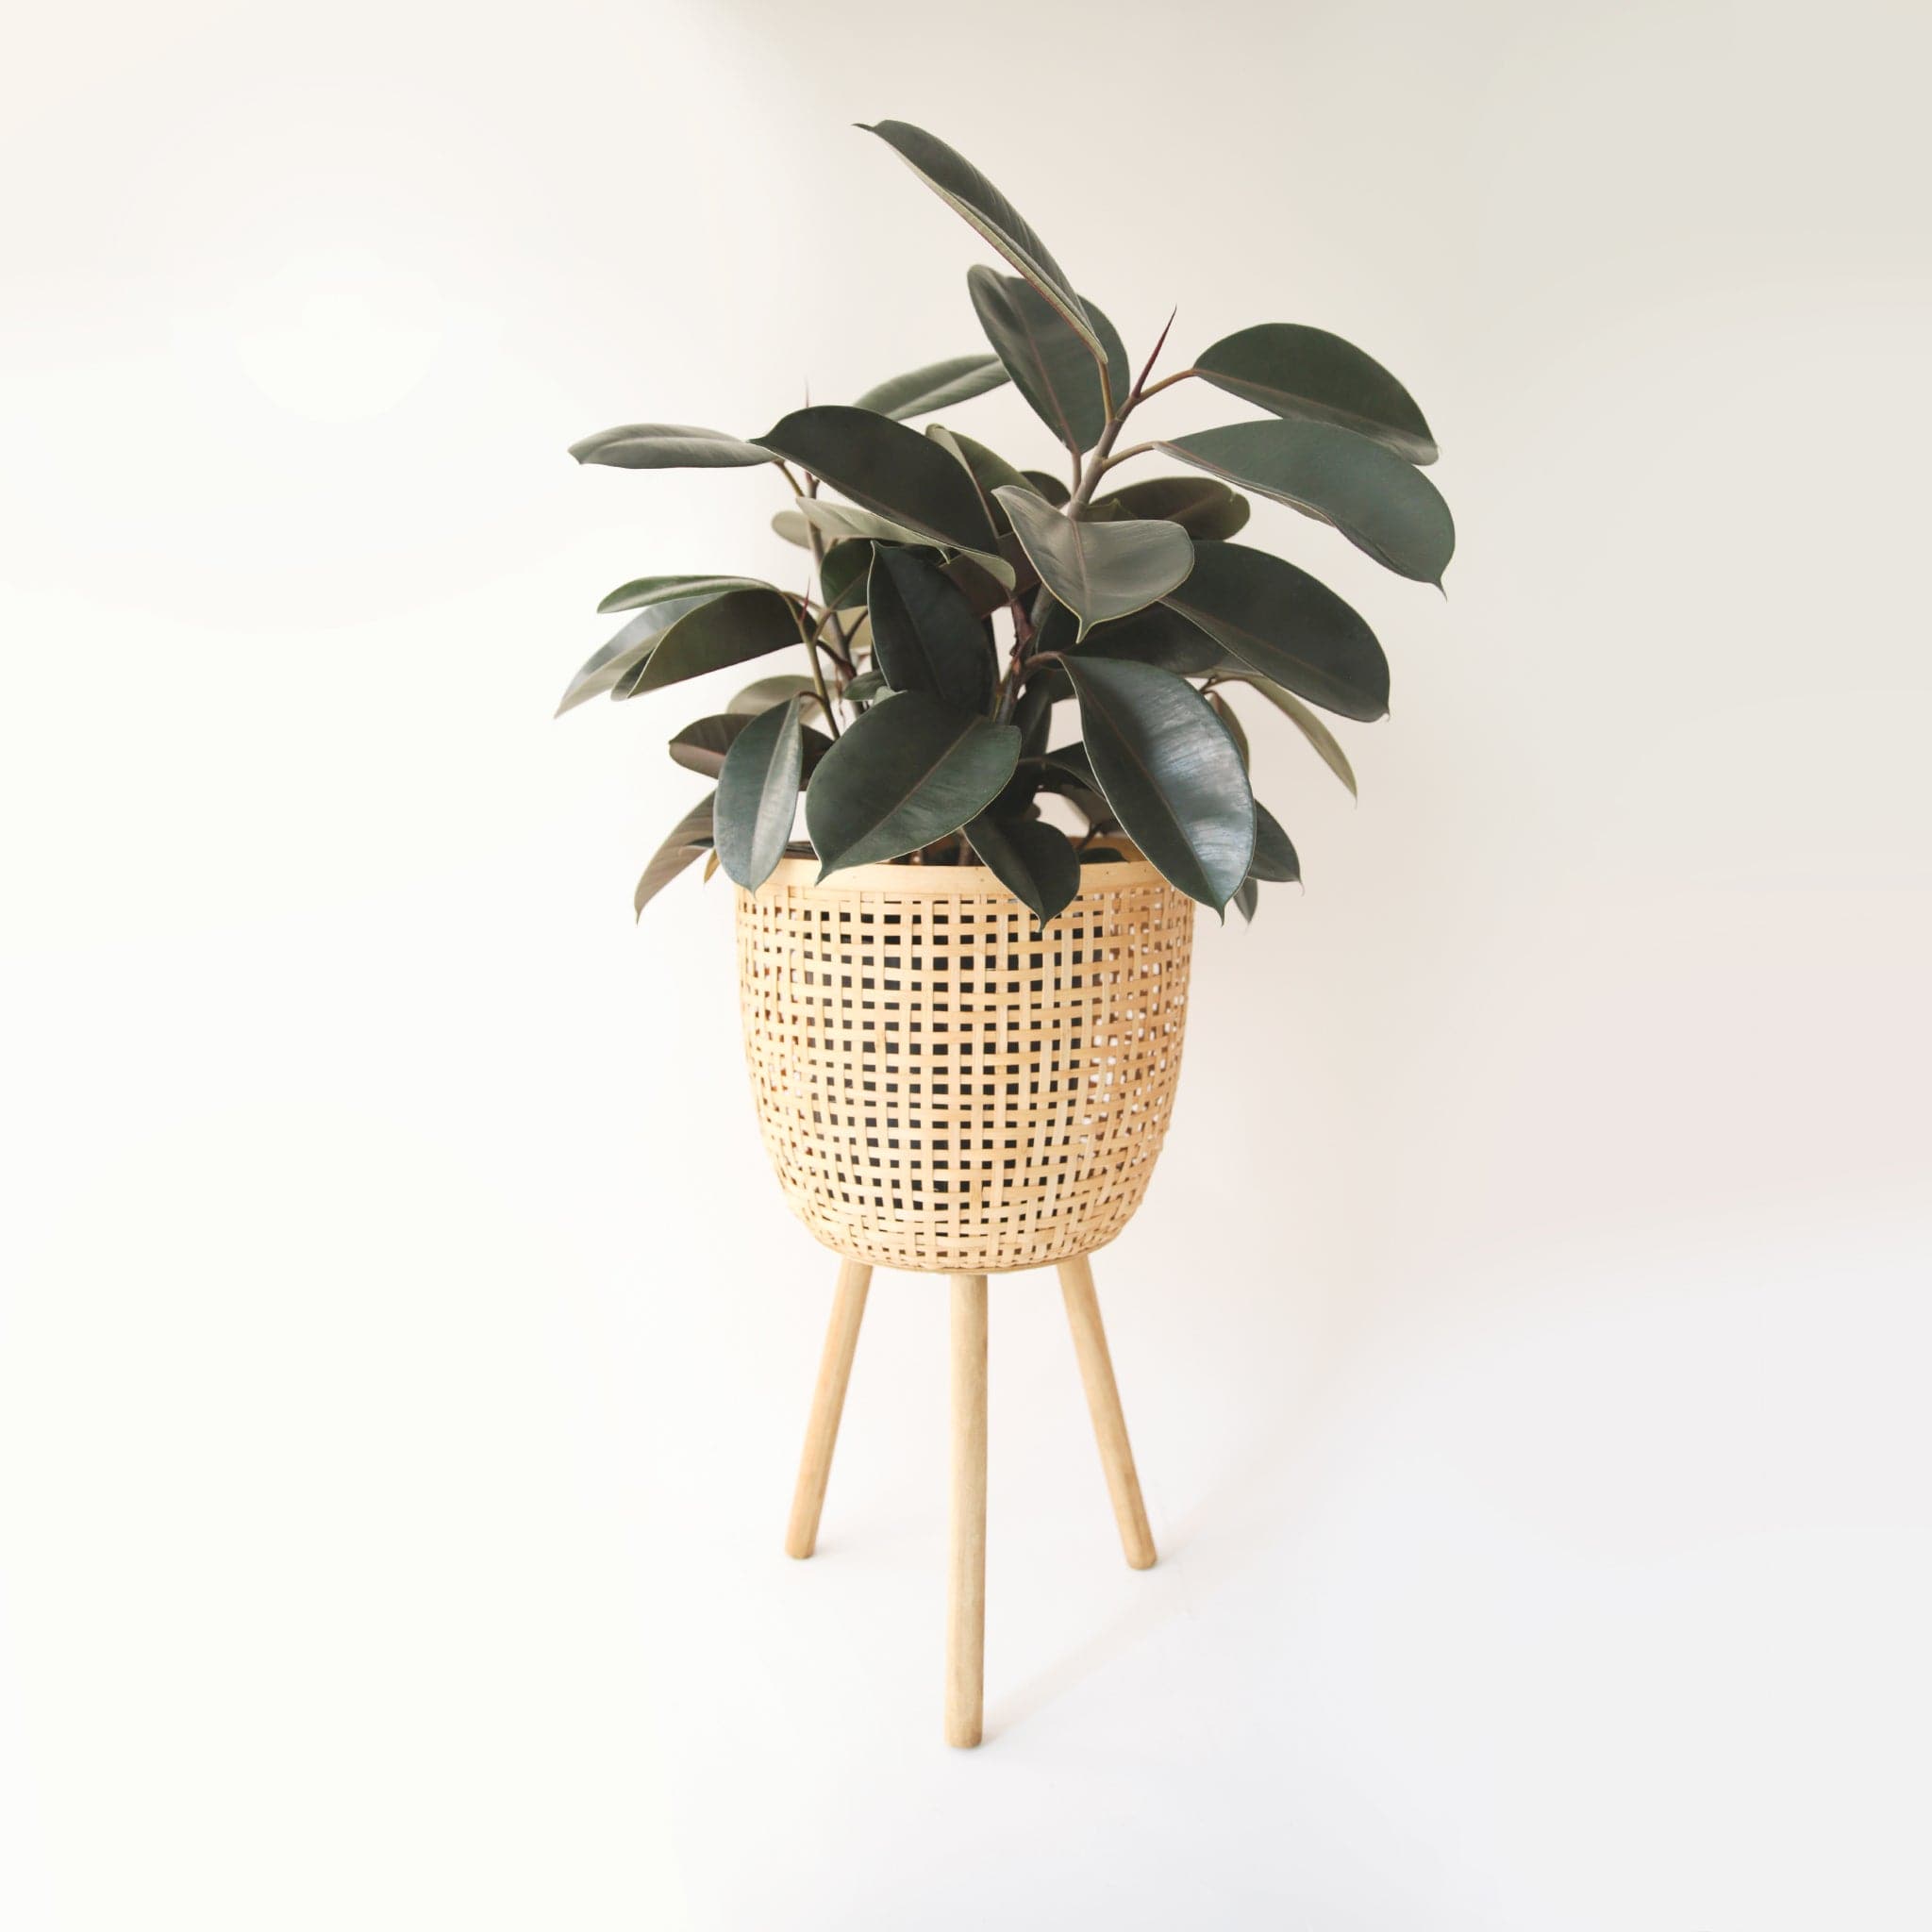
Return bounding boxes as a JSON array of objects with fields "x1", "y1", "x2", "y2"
[{"x1": 4, "y1": 1, "x2": 1929, "y2": 1925}]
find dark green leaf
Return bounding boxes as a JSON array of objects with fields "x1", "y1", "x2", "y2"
[
  {"x1": 942, "y1": 529, "x2": 1036, "y2": 612},
  {"x1": 855, "y1": 354, "x2": 1008, "y2": 421},
  {"x1": 728, "y1": 672, "x2": 819, "y2": 717},
  {"x1": 967, "y1": 268, "x2": 1129, "y2": 453},
  {"x1": 634, "y1": 793, "x2": 716, "y2": 918},
  {"x1": 1015, "y1": 678, "x2": 1057, "y2": 758},
  {"x1": 818, "y1": 541, "x2": 871, "y2": 610},
  {"x1": 806, "y1": 692, "x2": 1020, "y2": 875},
  {"x1": 1158, "y1": 420, "x2": 1454, "y2": 585},
  {"x1": 1208, "y1": 691, "x2": 1249, "y2": 768},
  {"x1": 866, "y1": 546, "x2": 996, "y2": 711},
  {"x1": 557, "y1": 591, "x2": 729, "y2": 717},
  {"x1": 1222, "y1": 675, "x2": 1357, "y2": 795},
  {"x1": 1233, "y1": 876, "x2": 1259, "y2": 923},
  {"x1": 673, "y1": 710, "x2": 830, "y2": 778},
  {"x1": 858, "y1": 120, "x2": 1102, "y2": 358},
  {"x1": 716, "y1": 697, "x2": 805, "y2": 890},
  {"x1": 669, "y1": 712, "x2": 751, "y2": 774},
  {"x1": 614, "y1": 587, "x2": 803, "y2": 698},
  {"x1": 994, "y1": 485, "x2": 1193, "y2": 637},
  {"x1": 571, "y1": 424, "x2": 775, "y2": 469},
  {"x1": 965, "y1": 814, "x2": 1081, "y2": 926},
  {"x1": 756, "y1": 406, "x2": 998, "y2": 555},
  {"x1": 1042, "y1": 741, "x2": 1097, "y2": 790},
  {"x1": 1060, "y1": 656, "x2": 1254, "y2": 911},
  {"x1": 925, "y1": 425, "x2": 1032, "y2": 541},
  {"x1": 597, "y1": 573, "x2": 771, "y2": 616},
  {"x1": 842, "y1": 667, "x2": 888, "y2": 704},
  {"x1": 1022, "y1": 469, "x2": 1071, "y2": 505},
  {"x1": 1249, "y1": 802, "x2": 1300, "y2": 882},
  {"x1": 1081, "y1": 846, "x2": 1126, "y2": 864},
  {"x1": 1091, "y1": 475, "x2": 1251, "y2": 541},
  {"x1": 786, "y1": 494, "x2": 1015, "y2": 590},
  {"x1": 1076, "y1": 603, "x2": 1224, "y2": 675},
  {"x1": 1163, "y1": 541, "x2": 1389, "y2": 721},
  {"x1": 1194, "y1": 324, "x2": 1438, "y2": 464}
]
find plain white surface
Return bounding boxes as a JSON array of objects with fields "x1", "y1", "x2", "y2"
[{"x1": 4, "y1": 0, "x2": 1929, "y2": 1925}]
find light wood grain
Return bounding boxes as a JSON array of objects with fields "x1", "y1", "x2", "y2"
[
  {"x1": 784, "y1": 1259, "x2": 872, "y2": 1560},
  {"x1": 945, "y1": 1274, "x2": 989, "y2": 1748},
  {"x1": 737, "y1": 856, "x2": 1194, "y2": 1274},
  {"x1": 1058, "y1": 1253, "x2": 1157, "y2": 1571}
]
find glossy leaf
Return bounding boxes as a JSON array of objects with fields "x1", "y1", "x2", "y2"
[
  {"x1": 967, "y1": 268, "x2": 1128, "y2": 452},
  {"x1": 787, "y1": 494, "x2": 1015, "y2": 590},
  {"x1": 715, "y1": 697, "x2": 805, "y2": 889},
  {"x1": 1158, "y1": 420, "x2": 1454, "y2": 585},
  {"x1": 556, "y1": 592, "x2": 723, "y2": 717},
  {"x1": 965, "y1": 814, "x2": 1081, "y2": 926},
  {"x1": 1249, "y1": 802, "x2": 1300, "y2": 882},
  {"x1": 1164, "y1": 541, "x2": 1389, "y2": 721},
  {"x1": 673, "y1": 710, "x2": 829, "y2": 778},
  {"x1": 1022, "y1": 469, "x2": 1071, "y2": 505},
  {"x1": 634, "y1": 793, "x2": 715, "y2": 918},
  {"x1": 1233, "y1": 876, "x2": 1259, "y2": 924},
  {"x1": 858, "y1": 120, "x2": 1102, "y2": 357},
  {"x1": 728, "y1": 673, "x2": 819, "y2": 717},
  {"x1": 818, "y1": 541, "x2": 871, "y2": 609},
  {"x1": 1061, "y1": 657, "x2": 1253, "y2": 910},
  {"x1": 842, "y1": 666, "x2": 888, "y2": 704},
  {"x1": 806, "y1": 693, "x2": 1019, "y2": 875},
  {"x1": 572, "y1": 424, "x2": 774, "y2": 469},
  {"x1": 1014, "y1": 678, "x2": 1056, "y2": 758},
  {"x1": 866, "y1": 546, "x2": 996, "y2": 712},
  {"x1": 669, "y1": 712, "x2": 751, "y2": 774},
  {"x1": 1091, "y1": 475, "x2": 1251, "y2": 541},
  {"x1": 1223, "y1": 675, "x2": 1357, "y2": 795},
  {"x1": 1194, "y1": 324, "x2": 1438, "y2": 464},
  {"x1": 1042, "y1": 741, "x2": 1097, "y2": 791},
  {"x1": 597, "y1": 572, "x2": 770, "y2": 616},
  {"x1": 756, "y1": 406, "x2": 999, "y2": 555},
  {"x1": 772, "y1": 508, "x2": 812, "y2": 548},
  {"x1": 614, "y1": 587, "x2": 803, "y2": 698},
  {"x1": 942, "y1": 534, "x2": 1035, "y2": 613},
  {"x1": 925, "y1": 425, "x2": 1032, "y2": 523},
  {"x1": 855, "y1": 353, "x2": 1008, "y2": 421},
  {"x1": 1208, "y1": 691, "x2": 1249, "y2": 768},
  {"x1": 1076, "y1": 603, "x2": 1224, "y2": 675},
  {"x1": 993, "y1": 485, "x2": 1193, "y2": 638}
]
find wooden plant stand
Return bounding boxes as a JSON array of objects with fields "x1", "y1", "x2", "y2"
[
  {"x1": 737, "y1": 853, "x2": 1192, "y2": 1746},
  {"x1": 783, "y1": 1251, "x2": 1153, "y2": 1749}
]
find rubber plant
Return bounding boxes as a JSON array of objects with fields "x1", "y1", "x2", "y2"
[{"x1": 558, "y1": 119, "x2": 1454, "y2": 926}]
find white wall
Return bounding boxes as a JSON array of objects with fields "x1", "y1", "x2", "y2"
[{"x1": 3, "y1": 2, "x2": 1927, "y2": 1927}]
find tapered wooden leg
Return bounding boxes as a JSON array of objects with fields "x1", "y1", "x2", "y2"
[
  {"x1": 784, "y1": 1258, "x2": 872, "y2": 1560},
  {"x1": 945, "y1": 1274, "x2": 989, "y2": 1749},
  {"x1": 1058, "y1": 1253, "x2": 1157, "y2": 1571}
]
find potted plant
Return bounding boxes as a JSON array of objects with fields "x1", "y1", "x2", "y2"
[{"x1": 558, "y1": 120, "x2": 1453, "y2": 1746}]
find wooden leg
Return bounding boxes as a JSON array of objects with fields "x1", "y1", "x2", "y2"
[
  {"x1": 784, "y1": 1258, "x2": 872, "y2": 1560},
  {"x1": 1058, "y1": 1253, "x2": 1157, "y2": 1571},
  {"x1": 945, "y1": 1273, "x2": 989, "y2": 1748}
]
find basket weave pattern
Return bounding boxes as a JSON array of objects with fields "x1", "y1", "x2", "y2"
[{"x1": 736, "y1": 857, "x2": 1195, "y2": 1274}]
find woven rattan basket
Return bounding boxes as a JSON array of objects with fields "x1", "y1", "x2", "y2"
[{"x1": 736, "y1": 851, "x2": 1195, "y2": 1274}]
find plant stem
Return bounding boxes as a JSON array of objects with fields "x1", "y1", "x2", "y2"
[
  {"x1": 995, "y1": 312, "x2": 1180, "y2": 726},
  {"x1": 790, "y1": 598, "x2": 841, "y2": 737},
  {"x1": 1134, "y1": 367, "x2": 1197, "y2": 402},
  {"x1": 797, "y1": 472, "x2": 852, "y2": 734}
]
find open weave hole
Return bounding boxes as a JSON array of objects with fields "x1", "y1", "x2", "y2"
[{"x1": 737, "y1": 855, "x2": 1195, "y2": 1274}]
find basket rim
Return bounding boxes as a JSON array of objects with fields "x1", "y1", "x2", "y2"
[{"x1": 743, "y1": 844, "x2": 1169, "y2": 901}]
